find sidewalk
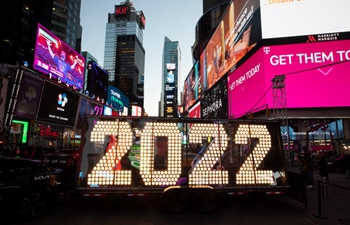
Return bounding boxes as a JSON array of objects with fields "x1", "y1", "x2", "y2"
[{"x1": 304, "y1": 171, "x2": 350, "y2": 224}]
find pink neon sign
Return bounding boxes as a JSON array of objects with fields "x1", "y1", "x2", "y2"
[{"x1": 228, "y1": 40, "x2": 350, "y2": 118}]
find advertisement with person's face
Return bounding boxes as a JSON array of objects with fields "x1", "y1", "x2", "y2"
[
  {"x1": 37, "y1": 81, "x2": 80, "y2": 126},
  {"x1": 183, "y1": 69, "x2": 195, "y2": 112},
  {"x1": 200, "y1": 0, "x2": 262, "y2": 92},
  {"x1": 33, "y1": 23, "x2": 85, "y2": 91},
  {"x1": 228, "y1": 40, "x2": 350, "y2": 118},
  {"x1": 201, "y1": 77, "x2": 228, "y2": 119},
  {"x1": 260, "y1": 0, "x2": 350, "y2": 39}
]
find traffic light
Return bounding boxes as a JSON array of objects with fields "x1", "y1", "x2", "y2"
[{"x1": 266, "y1": 108, "x2": 271, "y2": 116}]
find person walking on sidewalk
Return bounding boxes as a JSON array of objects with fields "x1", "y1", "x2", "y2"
[
  {"x1": 300, "y1": 155, "x2": 309, "y2": 187},
  {"x1": 345, "y1": 153, "x2": 350, "y2": 179},
  {"x1": 306, "y1": 152, "x2": 314, "y2": 188},
  {"x1": 318, "y1": 155, "x2": 328, "y2": 181}
]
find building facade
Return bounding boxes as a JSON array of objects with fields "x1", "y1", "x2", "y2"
[
  {"x1": 184, "y1": 0, "x2": 350, "y2": 155},
  {"x1": 103, "y1": 1, "x2": 145, "y2": 110},
  {"x1": 160, "y1": 37, "x2": 181, "y2": 117},
  {"x1": 51, "y1": 0, "x2": 82, "y2": 52}
]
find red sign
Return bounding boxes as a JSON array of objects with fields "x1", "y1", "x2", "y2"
[
  {"x1": 39, "y1": 124, "x2": 59, "y2": 138},
  {"x1": 115, "y1": 6, "x2": 128, "y2": 16}
]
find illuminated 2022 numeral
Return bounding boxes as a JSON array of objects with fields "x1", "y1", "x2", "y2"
[
  {"x1": 235, "y1": 124, "x2": 274, "y2": 185},
  {"x1": 188, "y1": 123, "x2": 229, "y2": 186},
  {"x1": 140, "y1": 122, "x2": 182, "y2": 186},
  {"x1": 88, "y1": 121, "x2": 133, "y2": 185}
]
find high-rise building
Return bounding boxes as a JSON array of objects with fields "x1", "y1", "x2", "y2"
[
  {"x1": 160, "y1": 37, "x2": 181, "y2": 117},
  {"x1": 51, "y1": 0, "x2": 83, "y2": 52},
  {"x1": 0, "y1": 0, "x2": 53, "y2": 66},
  {"x1": 103, "y1": 1, "x2": 146, "y2": 111}
]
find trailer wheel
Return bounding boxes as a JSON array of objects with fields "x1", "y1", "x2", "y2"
[
  {"x1": 194, "y1": 189, "x2": 218, "y2": 213},
  {"x1": 161, "y1": 190, "x2": 187, "y2": 213}
]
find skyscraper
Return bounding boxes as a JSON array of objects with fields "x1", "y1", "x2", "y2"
[
  {"x1": 103, "y1": 1, "x2": 146, "y2": 111},
  {"x1": 51, "y1": 0, "x2": 83, "y2": 52},
  {"x1": 160, "y1": 37, "x2": 181, "y2": 117}
]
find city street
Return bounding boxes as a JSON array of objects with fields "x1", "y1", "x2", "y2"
[{"x1": 4, "y1": 172, "x2": 350, "y2": 225}]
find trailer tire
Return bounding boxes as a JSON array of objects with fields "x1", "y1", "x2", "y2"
[
  {"x1": 194, "y1": 189, "x2": 218, "y2": 213},
  {"x1": 161, "y1": 190, "x2": 187, "y2": 214}
]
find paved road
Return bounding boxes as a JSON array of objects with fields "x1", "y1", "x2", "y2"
[{"x1": 4, "y1": 172, "x2": 350, "y2": 225}]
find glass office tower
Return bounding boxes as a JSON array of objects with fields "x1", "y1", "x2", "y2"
[
  {"x1": 161, "y1": 36, "x2": 181, "y2": 117},
  {"x1": 103, "y1": 1, "x2": 145, "y2": 110}
]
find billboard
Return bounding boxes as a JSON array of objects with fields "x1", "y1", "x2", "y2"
[
  {"x1": 131, "y1": 105, "x2": 142, "y2": 116},
  {"x1": 228, "y1": 40, "x2": 350, "y2": 118},
  {"x1": 228, "y1": 48, "x2": 266, "y2": 118},
  {"x1": 263, "y1": 39, "x2": 350, "y2": 108},
  {"x1": 87, "y1": 61, "x2": 108, "y2": 103},
  {"x1": 107, "y1": 85, "x2": 129, "y2": 113},
  {"x1": 33, "y1": 23, "x2": 85, "y2": 91},
  {"x1": 260, "y1": 0, "x2": 350, "y2": 39},
  {"x1": 0, "y1": 77, "x2": 8, "y2": 126},
  {"x1": 76, "y1": 98, "x2": 103, "y2": 128},
  {"x1": 14, "y1": 72, "x2": 44, "y2": 119},
  {"x1": 188, "y1": 102, "x2": 201, "y2": 119},
  {"x1": 201, "y1": 77, "x2": 228, "y2": 119},
  {"x1": 36, "y1": 81, "x2": 80, "y2": 127},
  {"x1": 199, "y1": 0, "x2": 262, "y2": 92}
]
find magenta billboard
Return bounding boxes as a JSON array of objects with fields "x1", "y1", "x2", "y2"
[
  {"x1": 228, "y1": 40, "x2": 350, "y2": 118},
  {"x1": 33, "y1": 23, "x2": 85, "y2": 91}
]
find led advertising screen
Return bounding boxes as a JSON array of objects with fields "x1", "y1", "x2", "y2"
[
  {"x1": 107, "y1": 85, "x2": 129, "y2": 113},
  {"x1": 263, "y1": 39, "x2": 350, "y2": 108},
  {"x1": 183, "y1": 64, "x2": 202, "y2": 112},
  {"x1": 103, "y1": 106, "x2": 119, "y2": 116},
  {"x1": 14, "y1": 72, "x2": 44, "y2": 119},
  {"x1": 33, "y1": 23, "x2": 85, "y2": 91},
  {"x1": 131, "y1": 105, "x2": 142, "y2": 116},
  {"x1": 36, "y1": 81, "x2": 80, "y2": 126},
  {"x1": 188, "y1": 102, "x2": 201, "y2": 119},
  {"x1": 228, "y1": 40, "x2": 350, "y2": 118},
  {"x1": 228, "y1": 48, "x2": 266, "y2": 118},
  {"x1": 76, "y1": 98, "x2": 103, "y2": 128},
  {"x1": 200, "y1": 0, "x2": 262, "y2": 92},
  {"x1": 260, "y1": 0, "x2": 350, "y2": 39},
  {"x1": 201, "y1": 77, "x2": 228, "y2": 119},
  {"x1": 87, "y1": 61, "x2": 108, "y2": 103},
  {"x1": 0, "y1": 77, "x2": 9, "y2": 124}
]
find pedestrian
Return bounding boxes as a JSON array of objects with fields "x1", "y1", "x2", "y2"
[
  {"x1": 299, "y1": 155, "x2": 309, "y2": 187},
  {"x1": 305, "y1": 152, "x2": 314, "y2": 188},
  {"x1": 344, "y1": 154, "x2": 350, "y2": 180},
  {"x1": 318, "y1": 155, "x2": 328, "y2": 181}
]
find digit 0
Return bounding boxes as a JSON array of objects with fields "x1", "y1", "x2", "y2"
[{"x1": 140, "y1": 122, "x2": 182, "y2": 186}]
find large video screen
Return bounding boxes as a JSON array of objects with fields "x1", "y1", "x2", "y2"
[
  {"x1": 228, "y1": 39, "x2": 350, "y2": 118},
  {"x1": 87, "y1": 61, "x2": 108, "y2": 103},
  {"x1": 107, "y1": 85, "x2": 129, "y2": 113},
  {"x1": 76, "y1": 98, "x2": 103, "y2": 128},
  {"x1": 14, "y1": 72, "x2": 44, "y2": 119},
  {"x1": 200, "y1": 0, "x2": 262, "y2": 92},
  {"x1": 260, "y1": 0, "x2": 350, "y2": 39},
  {"x1": 37, "y1": 81, "x2": 80, "y2": 126},
  {"x1": 33, "y1": 23, "x2": 85, "y2": 91}
]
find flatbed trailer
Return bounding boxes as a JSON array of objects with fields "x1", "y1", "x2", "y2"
[{"x1": 70, "y1": 116, "x2": 306, "y2": 213}]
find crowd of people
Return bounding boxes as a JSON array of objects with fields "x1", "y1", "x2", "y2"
[{"x1": 297, "y1": 148, "x2": 350, "y2": 189}]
